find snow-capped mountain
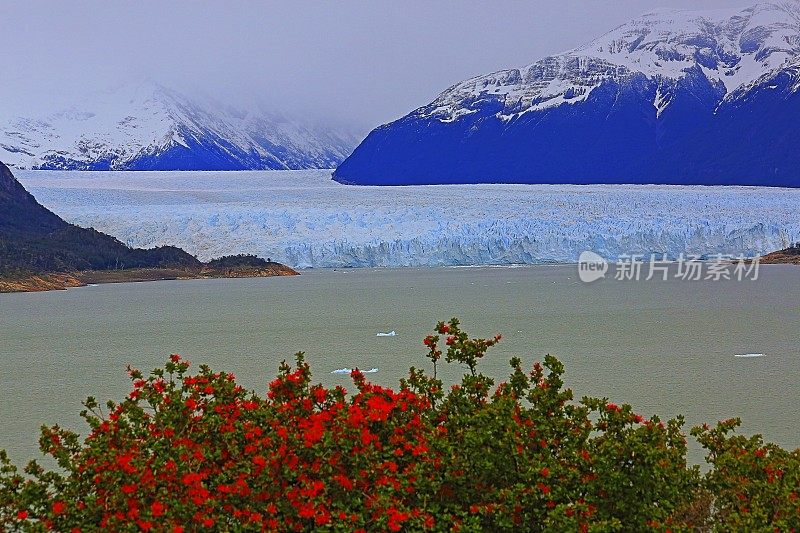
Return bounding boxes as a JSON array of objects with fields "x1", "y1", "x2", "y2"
[
  {"x1": 0, "y1": 83, "x2": 360, "y2": 171},
  {"x1": 334, "y1": 2, "x2": 800, "y2": 186}
]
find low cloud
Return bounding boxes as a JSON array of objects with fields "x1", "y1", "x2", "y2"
[{"x1": 2, "y1": 0, "x2": 747, "y2": 129}]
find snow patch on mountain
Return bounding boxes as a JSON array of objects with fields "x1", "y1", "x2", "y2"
[
  {"x1": 419, "y1": 2, "x2": 800, "y2": 122},
  {"x1": 16, "y1": 170, "x2": 800, "y2": 269}
]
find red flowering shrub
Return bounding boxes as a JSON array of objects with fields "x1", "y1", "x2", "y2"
[
  {"x1": 0, "y1": 318, "x2": 797, "y2": 531},
  {"x1": 692, "y1": 419, "x2": 800, "y2": 530}
]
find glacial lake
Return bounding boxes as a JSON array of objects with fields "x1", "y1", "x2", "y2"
[{"x1": 1, "y1": 265, "x2": 798, "y2": 466}]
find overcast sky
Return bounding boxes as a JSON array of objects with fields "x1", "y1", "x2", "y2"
[{"x1": 3, "y1": 0, "x2": 751, "y2": 130}]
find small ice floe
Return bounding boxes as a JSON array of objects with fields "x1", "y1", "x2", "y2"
[
  {"x1": 331, "y1": 368, "x2": 379, "y2": 374},
  {"x1": 734, "y1": 353, "x2": 766, "y2": 358},
  {"x1": 376, "y1": 330, "x2": 397, "y2": 337}
]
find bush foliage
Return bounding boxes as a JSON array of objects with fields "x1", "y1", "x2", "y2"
[{"x1": 1, "y1": 319, "x2": 798, "y2": 531}]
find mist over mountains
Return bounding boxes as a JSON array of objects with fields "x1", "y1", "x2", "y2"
[{"x1": 0, "y1": 82, "x2": 361, "y2": 171}]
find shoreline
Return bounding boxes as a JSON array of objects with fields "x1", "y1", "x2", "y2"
[
  {"x1": 759, "y1": 248, "x2": 800, "y2": 264},
  {"x1": 0, "y1": 264, "x2": 299, "y2": 294},
  {"x1": 3, "y1": 257, "x2": 796, "y2": 294}
]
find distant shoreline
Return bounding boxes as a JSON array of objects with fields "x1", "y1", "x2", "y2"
[
  {"x1": 4, "y1": 254, "x2": 796, "y2": 293},
  {"x1": 0, "y1": 264, "x2": 299, "y2": 294},
  {"x1": 759, "y1": 246, "x2": 800, "y2": 264}
]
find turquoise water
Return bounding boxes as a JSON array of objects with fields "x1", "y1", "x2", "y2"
[{"x1": 1, "y1": 265, "x2": 798, "y2": 465}]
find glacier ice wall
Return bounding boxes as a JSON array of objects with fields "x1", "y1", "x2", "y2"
[{"x1": 17, "y1": 169, "x2": 800, "y2": 268}]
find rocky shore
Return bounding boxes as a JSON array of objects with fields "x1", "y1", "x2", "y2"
[
  {"x1": 0, "y1": 263, "x2": 298, "y2": 293},
  {"x1": 760, "y1": 245, "x2": 800, "y2": 264}
]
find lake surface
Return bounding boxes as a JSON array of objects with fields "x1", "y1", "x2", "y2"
[{"x1": 1, "y1": 265, "x2": 798, "y2": 465}]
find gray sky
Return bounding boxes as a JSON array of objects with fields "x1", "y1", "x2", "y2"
[{"x1": 3, "y1": 0, "x2": 751, "y2": 130}]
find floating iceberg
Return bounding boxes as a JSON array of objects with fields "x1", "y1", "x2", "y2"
[
  {"x1": 376, "y1": 331, "x2": 397, "y2": 337},
  {"x1": 331, "y1": 368, "x2": 379, "y2": 374}
]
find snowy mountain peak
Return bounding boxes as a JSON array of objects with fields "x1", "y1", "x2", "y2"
[
  {"x1": 335, "y1": 2, "x2": 800, "y2": 187},
  {"x1": 418, "y1": 2, "x2": 800, "y2": 122},
  {"x1": 0, "y1": 81, "x2": 360, "y2": 171},
  {"x1": 578, "y1": 1, "x2": 800, "y2": 89}
]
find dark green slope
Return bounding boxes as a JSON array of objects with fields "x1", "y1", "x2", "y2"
[{"x1": 0, "y1": 161, "x2": 200, "y2": 273}]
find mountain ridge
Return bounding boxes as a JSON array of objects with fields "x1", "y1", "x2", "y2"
[{"x1": 334, "y1": 1, "x2": 800, "y2": 187}]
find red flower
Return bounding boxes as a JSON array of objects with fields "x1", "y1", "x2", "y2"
[
  {"x1": 315, "y1": 508, "x2": 331, "y2": 526},
  {"x1": 151, "y1": 501, "x2": 165, "y2": 517},
  {"x1": 52, "y1": 501, "x2": 66, "y2": 515},
  {"x1": 334, "y1": 474, "x2": 354, "y2": 490},
  {"x1": 387, "y1": 507, "x2": 409, "y2": 531},
  {"x1": 185, "y1": 398, "x2": 198, "y2": 410},
  {"x1": 181, "y1": 472, "x2": 202, "y2": 485},
  {"x1": 540, "y1": 466, "x2": 550, "y2": 477},
  {"x1": 298, "y1": 503, "x2": 315, "y2": 518},
  {"x1": 16, "y1": 510, "x2": 28, "y2": 520},
  {"x1": 122, "y1": 483, "x2": 136, "y2": 494},
  {"x1": 314, "y1": 387, "x2": 327, "y2": 404},
  {"x1": 366, "y1": 395, "x2": 394, "y2": 422}
]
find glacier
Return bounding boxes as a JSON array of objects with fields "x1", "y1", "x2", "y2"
[{"x1": 16, "y1": 169, "x2": 800, "y2": 269}]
